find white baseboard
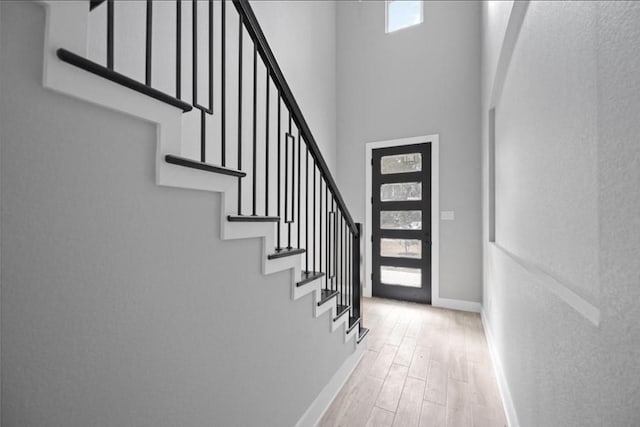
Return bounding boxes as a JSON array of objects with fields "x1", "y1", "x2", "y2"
[
  {"x1": 433, "y1": 297, "x2": 482, "y2": 313},
  {"x1": 481, "y1": 309, "x2": 520, "y2": 427},
  {"x1": 295, "y1": 341, "x2": 365, "y2": 427}
]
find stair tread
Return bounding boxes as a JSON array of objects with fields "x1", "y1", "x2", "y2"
[
  {"x1": 297, "y1": 271, "x2": 325, "y2": 287},
  {"x1": 317, "y1": 289, "x2": 339, "y2": 307},
  {"x1": 267, "y1": 247, "x2": 305, "y2": 260},
  {"x1": 357, "y1": 327, "x2": 370, "y2": 343},
  {"x1": 57, "y1": 49, "x2": 192, "y2": 112},
  {"x1": 349, "y1": 316, "x2": 360, "y2": 329},
  {"x1": 227, "y1": 215, "x2": 280, "y2": 223},
  {"x1": 333, "y1": 304, "x2": 350, "y2": 321},
  {"x1": 166, "y1": 155, "x2": 246, "y2": 178}
]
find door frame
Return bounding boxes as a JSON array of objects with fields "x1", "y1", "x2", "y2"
[{"x1": 364, "y1": 134, "x2": 439, "y2": 304}]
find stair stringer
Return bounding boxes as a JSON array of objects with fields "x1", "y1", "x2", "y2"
[
  {"x1": 37, "y1": 0, "x2": 363, "y2": 346},
  {"x1": 220, "y1": 188, "x2": 358, "y2": 344}
]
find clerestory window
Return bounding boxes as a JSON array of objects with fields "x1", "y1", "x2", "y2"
[{"x1": 386, "y1": 1, "x2": 423, "y2": 33}]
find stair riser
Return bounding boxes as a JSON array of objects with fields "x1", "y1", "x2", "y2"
[{"x1": 331, "y1": 309, "x2": 350, "y2": 333}]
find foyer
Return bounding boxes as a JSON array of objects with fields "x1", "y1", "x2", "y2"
[{"x1": 1, "y1": 1, "x2": 639, "y2": 426}]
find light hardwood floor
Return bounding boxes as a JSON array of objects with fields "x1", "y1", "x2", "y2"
[{"x1": 319, "y1": 298, "x2": 507, "y2": 427}]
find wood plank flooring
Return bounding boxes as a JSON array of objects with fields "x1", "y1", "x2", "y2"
[{"x1": 319, "y1": 297, "x2": 507, "y2": 427}]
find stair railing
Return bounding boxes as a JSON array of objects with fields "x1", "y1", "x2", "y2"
[
  {"x1": 231, "y1": 0, "x2": 362, "y2": 327},
  {"x1": 58, "y1": 0, "x2": 366, "y2": 337}
]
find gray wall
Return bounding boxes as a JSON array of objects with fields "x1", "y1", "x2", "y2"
[
  {"x1": 336, "y1": 1, "x2": 482, "y2": 302},
  {"x1": 251, "y1": 0, "x2": 338, "y2": 174},
  {"x1": 482, "y1": 1, "x2": 640, "y2": 425},
  {"x1": 86, "y1": 1, "x2": 338, "y2": 201},
  {"x1": 0, "y1": 3, "x2": 2, "y2": 421},
  {"x1": 0, "y1": 2, "x2": 349, "y2": 426}
]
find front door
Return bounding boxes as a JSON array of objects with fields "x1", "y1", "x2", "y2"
[{"x1": 372, "y1": 143, "x2": 431, "y2": 304}]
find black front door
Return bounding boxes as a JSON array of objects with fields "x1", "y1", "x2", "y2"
[{"x1": 372, "y1": 143, "x2": 431, "y2": 304}]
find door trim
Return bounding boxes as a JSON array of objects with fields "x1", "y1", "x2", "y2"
[{"x1": 364, "y1": 135, "x2": 439, "y2": 305}]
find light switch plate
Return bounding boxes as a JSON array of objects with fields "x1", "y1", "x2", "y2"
[{"x1": 441, "y1": 211, "x2": 455, "y2": 221}]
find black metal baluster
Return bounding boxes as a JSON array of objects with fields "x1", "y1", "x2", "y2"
[
  {"x1": 208, "y1": 0, "x2": 213, "y2": 113},
  {"x1": 313, "y1": 160, "x2": 316, "y2": 274},
  {"x1": 336, "y1": 214, "x2": 342, "y2": 304},
  {"x1": 353, "y1": 223, "x2": 362, "y2": 321},
  {"x1": 145, "y1": 0, "x2": 152, "y2": 86},
  {"x1": 276, "y1": 95, "x2": 281, "y2": 248},
  {"x1": 319, "y1": 180, "x2": 323, "y2": 278},
  {"x1": 192, "y1": 0, "x2": 198, "y2": 103},
  {"x1": 201, "y1": 110, "x2": 206, "y2": 162},
  {"x1": 349, "y1": 231, "x2": 358, "y2": 307},
  {"x1": 338, "y1": 208, "x2": 341, "y2": 298},
  {"x1": 344, "y1": 222, "x2": 351, "y2": 305},
  {"x1": 192, "y1": 0, "x2": 205, "y2": 161},
  {"x1": 346, "y1": 217, "x2": 349, "y2": 307},
  {"x1": 297, "y1": 131, "x2": 301, "y2": 250},
  {"x1": 284, "y1": 122, "x2": 291, "y2": 249},
  {"x1": 176, "y1": 0, "x2": 181, "y2": 99},
  {"x1": 348, "y1": 227, "x2": 352, "y2": 309},
  {"x1": 193, "y1": 0, "x2": 213, "y2": 116},
  {"x1": 284, "y1": 119, "x2": 289, "y2": 247},
  {"x1": 328, "y1": 204, "x2": 333, "y2": 291},
  {"x1": 344, "y1": 216, "x2": 348, "y2": 307},
  {"x1": 343, "y1": 216, "x2": 347, "y2": 307},
  {"x1": 339, "y1": 214, "x2": 343, "y2": 305},
  {"x1": 286, "y1": 114, "x2": 293, "y2": 249},
  {"x1": 237, "y1": 15, "x2": 243, "y2": 214},
  {"x1": 220, "y1": 0, "x2": 225, "y2": 165},
  {"x1": 344, "y1": 220, "x2": 351, "y2": 305},
  {"x1": 338, "y1": 214, "x2": 341, "y2": 305},
  {"x1": 338, "y1": 214, "x2": 342, "y2": 306},
  {"x1": 305, "y1": 145, "x2": 309, "y2": 271},
  {"x1": 107, "y1": 0, "x2": 114, "y2": 69},
  {"x1": 328, "y1": 198, "x2": 332, "y2": 291},
  {"x1": 292, "y1": 135, "x2": 296, "y2": 223},
  {"x1": 345, "y1": 225, "x2": 348, "y2": 308},
  {"x1": 333, "y1": 197, "x2": 337, "y2": 293},
  {"x1": 325, "y1": 185, "x2": 329, "y2": 290},
  {"x1": 349, "y1": 227, "x2": 354, "y2": 317},
  {"x1": 264, "y1": 73, "x2": 269, "y2": 215},
  {"x1": 200, "y1": 118, "x2": 206, "y2": 161},
  {"x1": 206, "y1": 0, "x2": 213, "y2": 161},
  {"x1": 252, "y1": 45, "x2": 257, "y2": 216}
]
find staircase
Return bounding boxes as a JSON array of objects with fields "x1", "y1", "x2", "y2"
[{"x1": 41, "y1": 0, "x2": 368, "y2": 349}]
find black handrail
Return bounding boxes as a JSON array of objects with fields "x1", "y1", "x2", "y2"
[
  {"x1": 232, "y1": 0, "x2": 358, "y2": 237},
  {"x1": 90, "y1": 0, "x2": 106, "y2": 11}
]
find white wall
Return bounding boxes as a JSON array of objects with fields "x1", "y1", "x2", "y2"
[
  {"x1": 1, "y1": 2, "x2": 348, "y2": 425},
  {"x1": 336, "y1": 1, "x2": 482, "y2": 303},
  {"x1": 482, "y1": 1, "x2": 640, "y2": 425}
]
